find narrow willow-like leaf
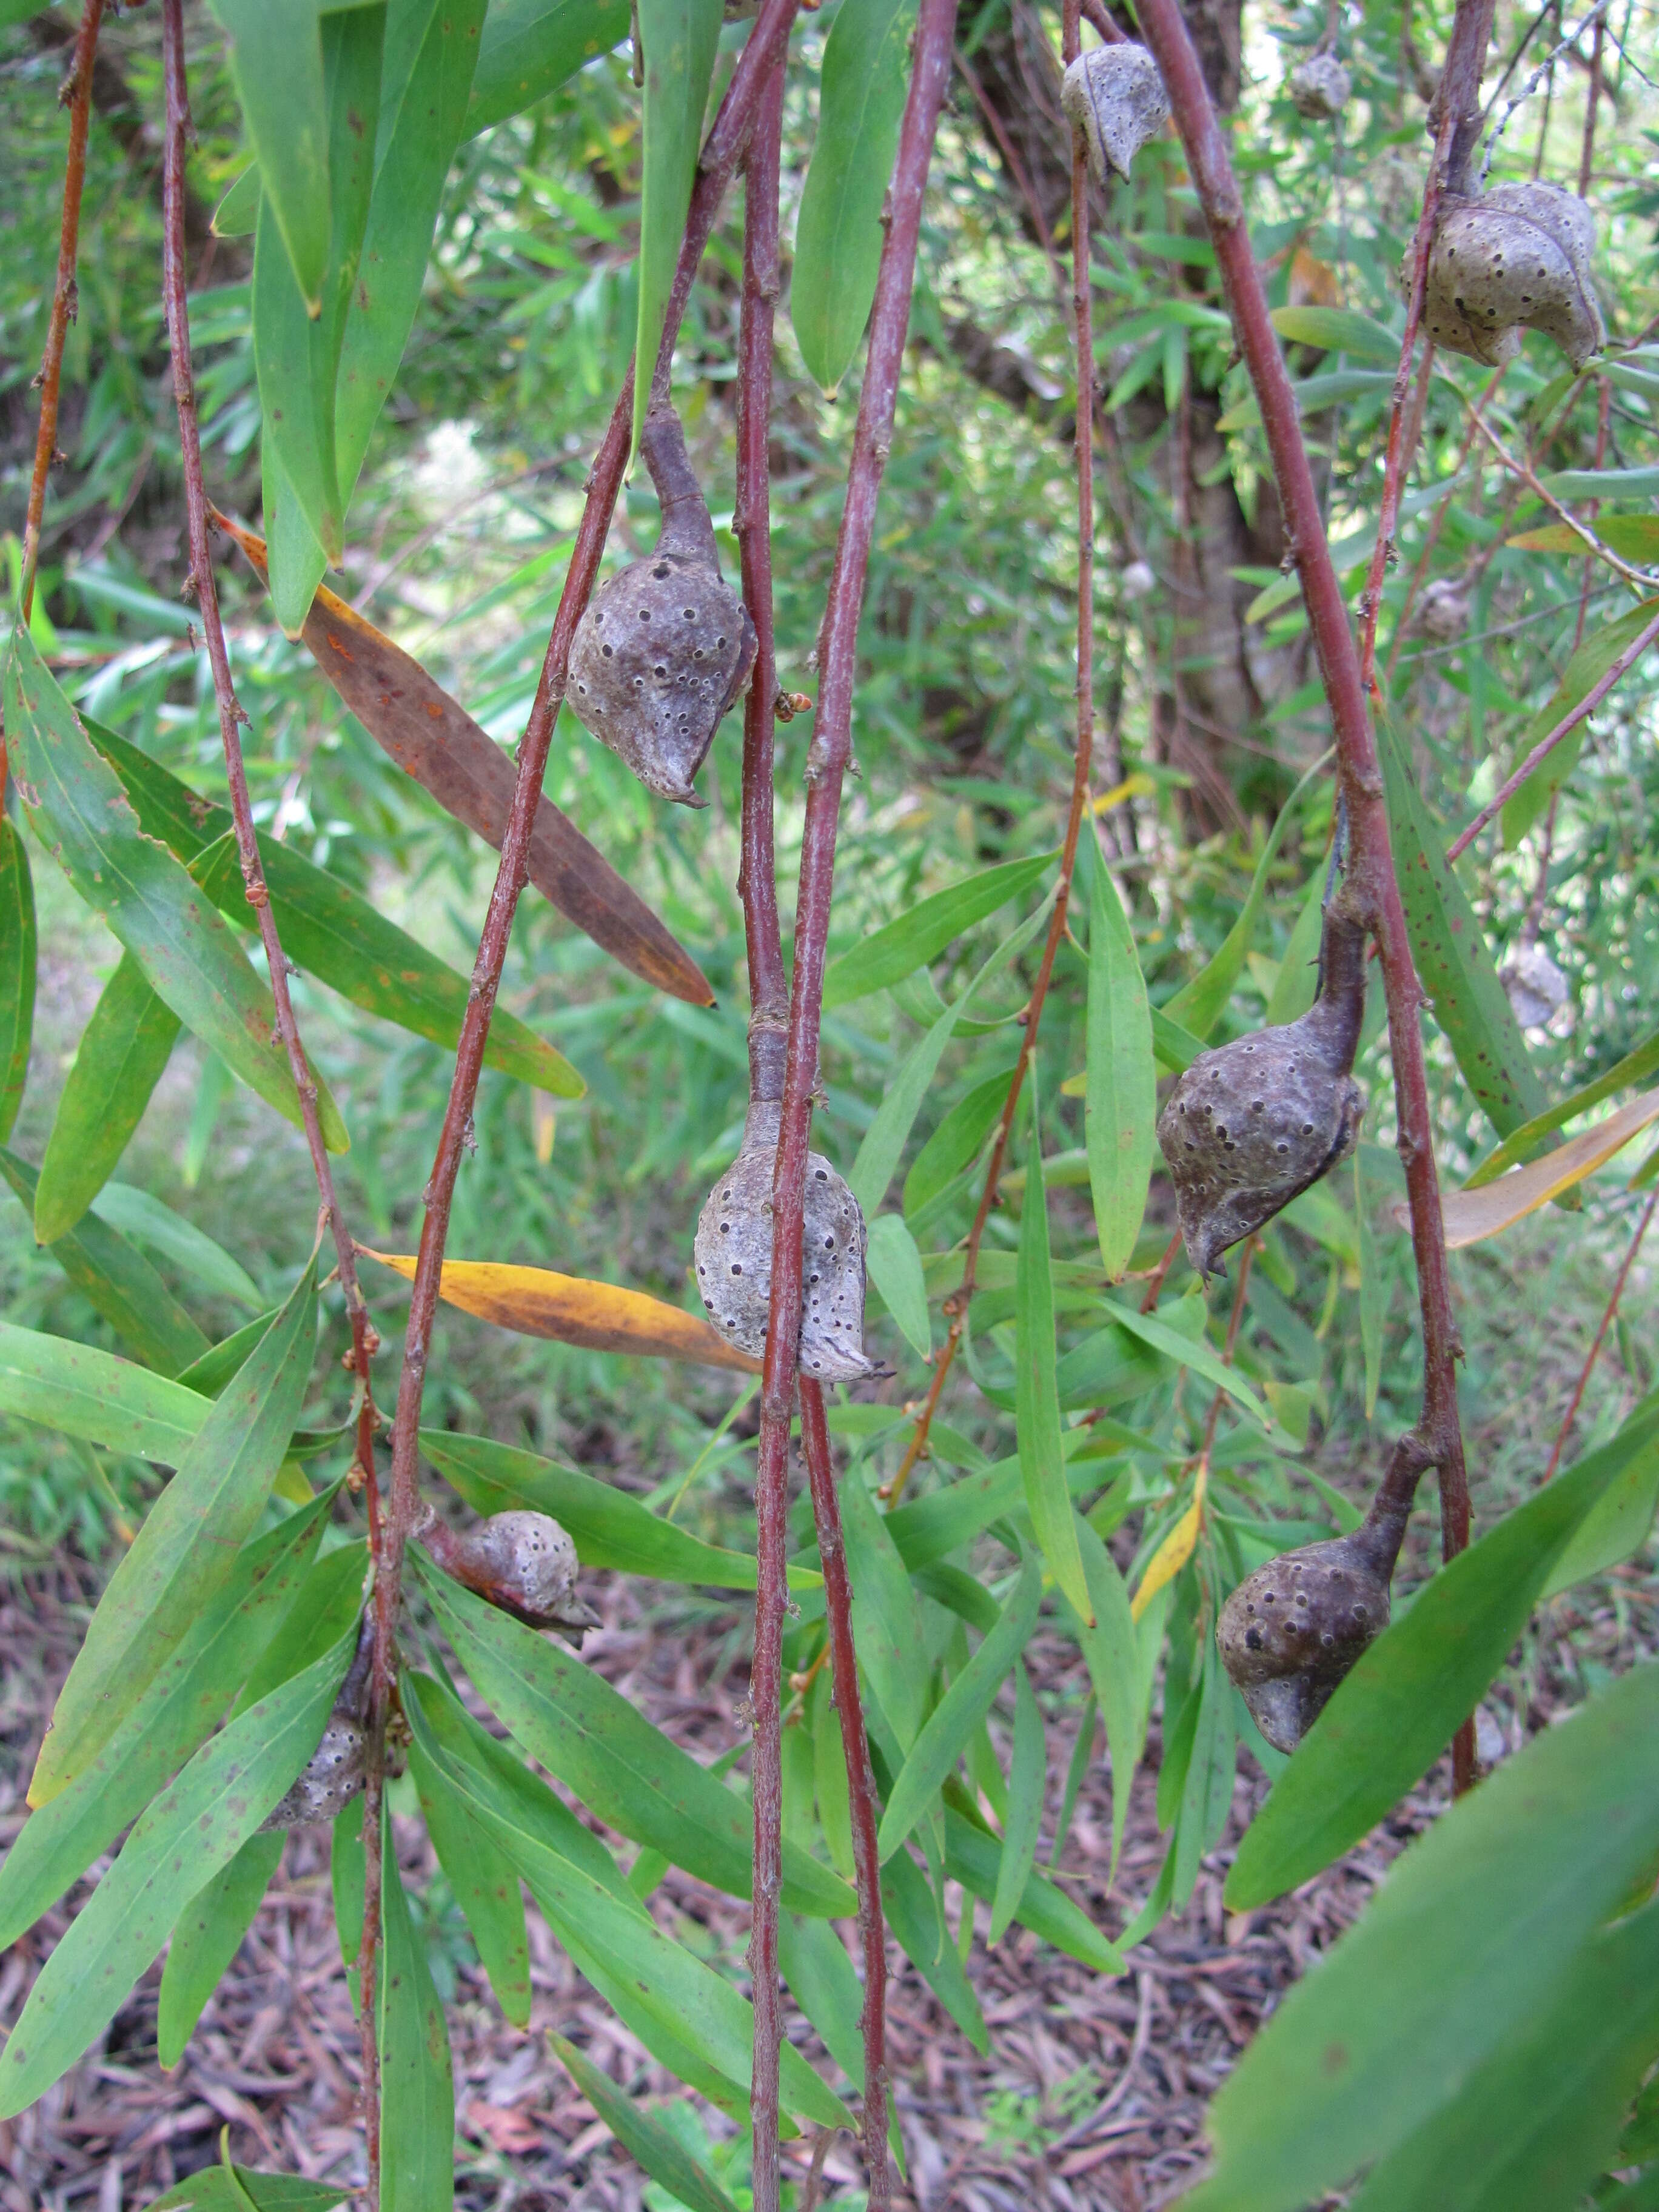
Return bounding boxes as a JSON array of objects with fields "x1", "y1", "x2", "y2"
[
  {"x1": 464, "y1": 0, "x2": 631, "y2": 135},
  {"x1": 204, "y1": 0, "x2": 338, "y2": 307},
  {"x1": 1084, "y1": 849, "x2": 1155, "y2": 1279},
  {"x1": 147, "y1": 2172, "x2": 346, "y2": 2211},
  {"x1": 632, "y1": 0, "x2": 723, "y2": 455},
  {"x1": 156, "y1": 1831, "x2": 284, "y2": 2068},
  {"x1": 823, "y1": 851, "x2": 1056, "y2": 1008},
  {"x1": 378, "y1": 1809, "x2": 455, "y2": 2212},
  {"x1": 865, "y1": 1210, "x2": 932, "y2": 1359},
  {"x1": 943, "y1": 1806, "x2": 1122, "y2": 1971},
  {"x1": 30, "y1": 1262, "x2": 318, "y2": 1806},
  {"x1": 549, "y1": 2031, "x2": 741, "y2": 2212},
  {"x1": 881, "y1": 1846, "x2": 989, "y2": 2053},
  {"x1": 0, "y1": 1628, "x2": 352, "y2": 2119},
  {"x1": 988, "y1": 1660, "x2": 1045, "y2": 1944},
  {"x1": 792, "y1": 0, "x2": 920, "y2": 392},
  {"x1": 35, "y1": 955, "x2": 180, "y2": 1244},
  {"x1": 1432, "y1": 1087, "x2": 1659, "y2": 1246},
  {"x1": 1, "y1": 1148, "x2": 209, "y2": 1377},
  {"x1": 0, "y1": 818, "x2": 36, "y2": 1141},
  {"x1": 1101, "y1": 1296, "x2": 1269, "y2": 1422},
  {"x1": 903, "y1": 1067, "x2": 1013, "y2": 1218},
  {"x1": 1070, "y1": 1513, "x2": 1143, "y2": 1875},
  {"x1": 92, "y1": 1184, "x2": 263, "y2": 1313},
  {"x1": 1500, "y1": 597, "x2": 1659, "y2": 846},
  {"x1": 1267, "y1": 304, "x2": 1401, "y2": 360},
  {"x1": 1017, "y1": 1105, "x2": 1091, "y2": 1621},
  {"x1": 407, "y1": 1726, "x2": 531, "y2": 2028},
  {"x1": 1228, "y1": 1400, "x2": 1659, "y2": 1909},
  {"x1": 840, "y1": 1464, "x2": 928, "y2": 1749},
  {"x1": 0, "y1": 1322, "x2": 205, "y2": 1465},
  {"x1": 1467, "y1": 1021, "x2": 1659, "y2": 1185},
  {"x1": 3, "y1": 626, "x2": 347, "y2": 1150},
  {"x1": 1263, "y1": 869, "x2": 1326, "y2": 1026},
  {"x1": 1188, "y1": 1663, "x2": 1659, "y2": 2212}
]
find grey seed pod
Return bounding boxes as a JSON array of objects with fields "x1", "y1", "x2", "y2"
[
  {"x1": 1421, "y1": 181, "x2": 1604, "y2": 373},
  {"x1": 414, "y1": 1504, "x2": 599, "y2": 1640},
  {"x1": 1156, "y1": 891, "x2": 1367, "y2": 1279},
  {"x1": 1503, "y1": 942, "x2": 1569, "y2": 1032},
  {"x1": 1061, "y1": 45, "x2": 1170, "y2": 184},
  {"x1": 1414, "y1": 575, "x2": 1470, "y2": 643},
  {"x1": 261, "y1": 1718, "x2": 368, "y2": 1831},
  {"x1": 1218, "y1": 1461, "x2": 1415, "y2": 1752},
  {"x1": 694, "y1": 1098, "x2": 874, "y2": 1382},
  {"x1": 568, "y1": 401, "x2": 757, "y2": 806},
  {"x1": 1289, "y1": 53, "x2": 1351, "y2": 119}
]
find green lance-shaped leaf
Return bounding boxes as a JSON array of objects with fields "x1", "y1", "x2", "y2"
[
  {"x1": 211, "y1": 161, "x2": 261, "y2": 239},
  {"x1": 407, "y1": 1721, "x2": 531, "y2": 2027},
  {"x1": 1227, "y1": 1398, "x2": 1659, "y2": 1910},
  {"x1": 1170, "y1": 1641, "x2": 1235, "y2": 1914},
  {"x1": 878, "y1": 1552, "x2": 1042, "y2": 1860},
  {"x1": 1501, "y1": 597, "x2": 1659, "y2": 847},
  {"x1": 0, "y1": 1147, "x2": 209, "y2": 1376},
  {"x1": 1267, "y1": 304, "x2": 1403, "y2": 360},
  {"x1": 89, "y1": 723, "x2": 577, "y2": 1096},
  {"x1": 147, "y1": 2173, "x2": 347, "y2": 2212},
  {"x1": 0, "y1": 1492, "x2": 332, "y2": 1950},
  {"x1": 882, "y1": 1846, "x2": 989, "y2": 2052},
  {"x1": 1017, "y1": 1100, "x2": 1091, "y2": 1622},
  {"x1": 233, "y1": 1542, "x2": 366, "y2": 1717},
  {"x1": 1084, "y1": 848, "x2": 1155, "y2": 1280},
  {"x1": 824, "y1": 851, "x2": 1057, "y2": 1009},
  {"x1": 1100, "y1": 1294, "x2": 1269, "y2": 1423},
  {"x1": 1264, "y1": 867, "x2": 1326, "y2": 1025},
  {"x1": 1069, "y1": 1512, "x2": 1144, "y2": 1877},
  {"x1": 260, "y1": 436, "x2": 327, "y2": 643},
  {"x1": 1161, "y1": 751, "x2": 1329, "y2": 1041},
  {"x1": 252, "y1": 4, "x2": 384, "y2": 567},
  {"x1": 0, "y1": 817, "x2": 37, "y2": 1142},
  {"x1": 942, "y1": 1805, "x2": 1121, "y2": 1972},
  {"x1": 157, "y1": 1831, "x2": 285, "y2": 2068},
  {"x1": 28, "y1": 1261, "x2": 318, "y2": 1806},
  {"x1": 632, "y1": 0, "x2": 723, "y2": 455},
  {"x1": 904, "y1": 1067, "x2": 1013, "y2": 1218},
  {"x1": 1343, "y1": 1894, "x2": 1659, "y2": 2212},
  {"x1": 422, "y1": 1429, "x2": 820, "y2": 1590},
  {"x1": 1468, "y1": 1020, "x2": 1659, "y2": 1186},
  {"x1": 0, "y1": 1626, "x2": 354, "y2": 2120},
  {"x1": 793, "y1": 0, "x2": 921, "y2": 392},
  {"x1": 549, "y1": 2031, "x2": 742, "y2": 2212},
  {"x1": 1376, "y1": 709, "x2": 1547, "y2": 1139},
  {"x1": 866, "y1": 1211, "x2": 931, "y2": 1359},
  {"x1": 378, "y1": 1807, "x2": 455, "y2": 2212},
  {"x1": 0, "y1": 1321, "x2": 206, "y2": 1466},
  {"x1": 1185, "y1": 1661, "x2": 1659, "y2": 2212},
  {"x1": 2, "y1": 628, "x2": 348, "y2": 1151},
  {"x1": 840, "y1": 1462, "x2": 928, "y2": 1749},
  {"x1": 35, "y1": 954, "x2": 180, "y2": 1244},
  {"x1": 987, "y1": 1658, "x2": 1045, "y2": 1945},
  {"x1": 464, "y1": 0, "x2": 632, "y2": 136},
  {"x1": 415, "y1": 1555, "x2": 852, "y2": 1916},
  {"x1": 809, "y1": 1670, "x2": 855, "y2": 1882},
  {"x1": 330, "y1": 1799, "x2": 365, "y2": 1969},
  {"x1": 92, "y1": 1184, "x2": 263, "y2": 1313}
]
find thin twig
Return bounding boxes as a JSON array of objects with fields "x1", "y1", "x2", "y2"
[
  {"x1": 1465, "y1": 406, "x2": 1658, "y2": 591},
  {"x1": 1198, "y1": 1237, "x2": 1255, "y2": 1466},
  {"x1": 1078, "y1": 0, "x2": 1128, "y2": 44},
  {"x1": 1138, "y1": 1226, "x2": 1184, "y2": 1315},
  {"x1": 18, "y1": 0, "x2": 105, "y2": 634},
  {"x1": 1480, "y1": 0, "x2": 1612, "y2": 181},
  {"x1": 883, "y1": 0, "x2": 1098, "y2": 1509},
  {"x1": 1446, "y1": 605, "x2": 1659, "y2": 860},
  {"x1": 157, "y1": 0, "x2": 385, "y2": 2176},
  {"x1": 1578, "y1": 7, "x2": 1606, "y2": 193},
  {"x1": 1383, "y1": 364, "x2": 1508, "y2": 685},
  {"x1": 1136, "y1": 0, "x2": 1484, "y2": 1792},
  {"x1": 1543, "y1": 1188, "x2": 1658, "y2": 1481}
]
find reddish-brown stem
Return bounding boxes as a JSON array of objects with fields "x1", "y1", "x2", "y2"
[
  {"x1": 734, "y1": 56, "x2": 789, "y2": 2210},
  {"x1": 1577, "y1": 10, "x2": 1605, "y2": 196},
  {"x1": 1447, "y1": 607, "x2": 1659, "y2": 862},
  {"x1": 1543, "y1": 1187, "x2": 1658, "y2": 1483},
  {"x1": 1135, "y1": 0, "x2": 1476, "y2": 1792},
  {"x1": 1465, "y1": 406, "x2": 1652, "y2": 589},
  {"x1": 800, "y1": 1380, "x2": 890, "y2": 2207},
  {"x1": 18, "y1": 0, "x2": 104, "y2": 637},
  {"x1": 1139, "y1": 1226, "x2": 1185, "y2": 1315},
  {"x1": 1383, "y1": 364, "x2": 1507, "y2": 686},
  {"x1": 158, "y1": 0, "x2": 386, "y2": 2169},
  {"x1": 1078, "y1": 0, "x2": 1129, "y2": 44},
  {"x1": 1198, "y1": 1238, "x2": 1255, "y2": 1466},
  {"x1": 883, "y1": 0, "x2": 1097, "y2": 1510}
]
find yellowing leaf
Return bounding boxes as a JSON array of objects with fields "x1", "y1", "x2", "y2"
[
  {"x1": 1091, "y1": 774, "x2": 1156, "y2": 815},
  {"x1": 1398, "y1": 1088, "x2": 1659, "y2": 1250},
  {"x1": 358, "y1": 1248, "x2": 760, "y2": 1372},
  {"x1": 1132, "y1": 1464, "x2": 1207, "y2": 1621}
]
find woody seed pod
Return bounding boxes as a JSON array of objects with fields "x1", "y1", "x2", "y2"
[
  {"x1": 1421, "y1": 181, "x2": 1604, "y2": 373},
  {"x1": 1217, "y1": 1455, "x2": 1416, "y2": 1752},
  {"x1": 568, "y1": 401, "x2": 757, "y2": 806},
  {"x1": 261, "y1": 1614, "x2": 374, "y2": 1831},
  {"x1": 1156, "y1": 888, "x2": 1367, "y2": 1279},
  {"x1": 1288, "y1": 53, "x2": 1351, "y2": 119},
  {"x1": 694, "y1": 1096, "x2": 875, "y2": 1381},
  {"x1": 414, "y1": 1504, "x2": 599, "y2": 1640},
  {"x1": 1503, "y1": 942, "x2": 1569, "y2": 1032},
  {"x1": 1414, "y1": 575, "x2": 1470, "y2": 643},
  {"x1": 1061, "y1": 45, "x2": 1170, "y2": 184}
]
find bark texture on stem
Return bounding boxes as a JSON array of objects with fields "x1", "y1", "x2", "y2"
[
  {"x1": 158, "y1": 0, "x2": 386, "y2": 2171},
  {"x1": 1134, "y1": 0, "x2": 1476, "y2": 1791}
]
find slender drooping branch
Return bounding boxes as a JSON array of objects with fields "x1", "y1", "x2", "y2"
[
  {"x1": 732, "y1": 55, "x2": 791, "y2": 2211},
  {"x1": 884, "y1": 0, "x2": 1098, "y2": 1510},
  {"x1": 1134, "y1": 0, "x2": 1478, "y2": 1790},
  {"x1": 1544, "y1": 1185, "x2": 1659, "y2": 1482},
  {"x1": 157, "y1": 0, "x2": 387, "y2": 2164},
  {"x1": 18, "y1": 0, "x2": 105, "y2": 632}
]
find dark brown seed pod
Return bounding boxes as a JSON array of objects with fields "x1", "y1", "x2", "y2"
[
  {"x1": 1156, "y1": 887, "x2": 1367, "y2": 1279},
  {"x1": 1288, "y1": 53, "x2": 1351, "y2": 119},
  {"x1": 414, "y1": 1504, "x2": 600, "y2": 1640},
  {"x1": 260, "y1": 1611, "x2": 375, "y2": 1832},
  {"x1": 1421, "y1": 180, "x2": 1604, "y2": 373},
  {"x1": 1217, "y1": 1447, "x2": 1418, "y2": 1751},
  {"x1": 694, "y1": 1097, "x2": 875, "y2": 1382},
  {"x1": 568, "y1": 400, "x2": 757, "y2": 806},
  {"x1": 1061, "y1": 45, "x2": 1170, "y2": 183}
]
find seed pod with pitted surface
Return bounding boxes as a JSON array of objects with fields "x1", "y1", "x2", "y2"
[
  {"x1": 1289, "y1": 52, "x2": 1351, "y2": 119},
  {"x1": 568, "y1": 399, "x2": 757, "y2": 806},
  {"x1": 1061, "y1": 44, "x2": 1170, "y2": 184},
  {"x1": 1156, "y1": 880, "x2": 1368, "y2": 1279},
  {"x1": 261, "y1": 1613, "x2": 374, "y2": 1832},
  {"x1": 1419, "y1": 181, "x2": 1604, "y2": 373},
  {"x1": 414, "y1": 1504, "x2": 600, "y2": 1640}
]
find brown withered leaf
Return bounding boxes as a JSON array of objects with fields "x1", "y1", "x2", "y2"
[
  {"x1": 358, "y1": 1247, "x2": 762, "y2": 1372},
  {"x1": 212, "y1": 512, "x2": 714, "y2": 1008}
]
